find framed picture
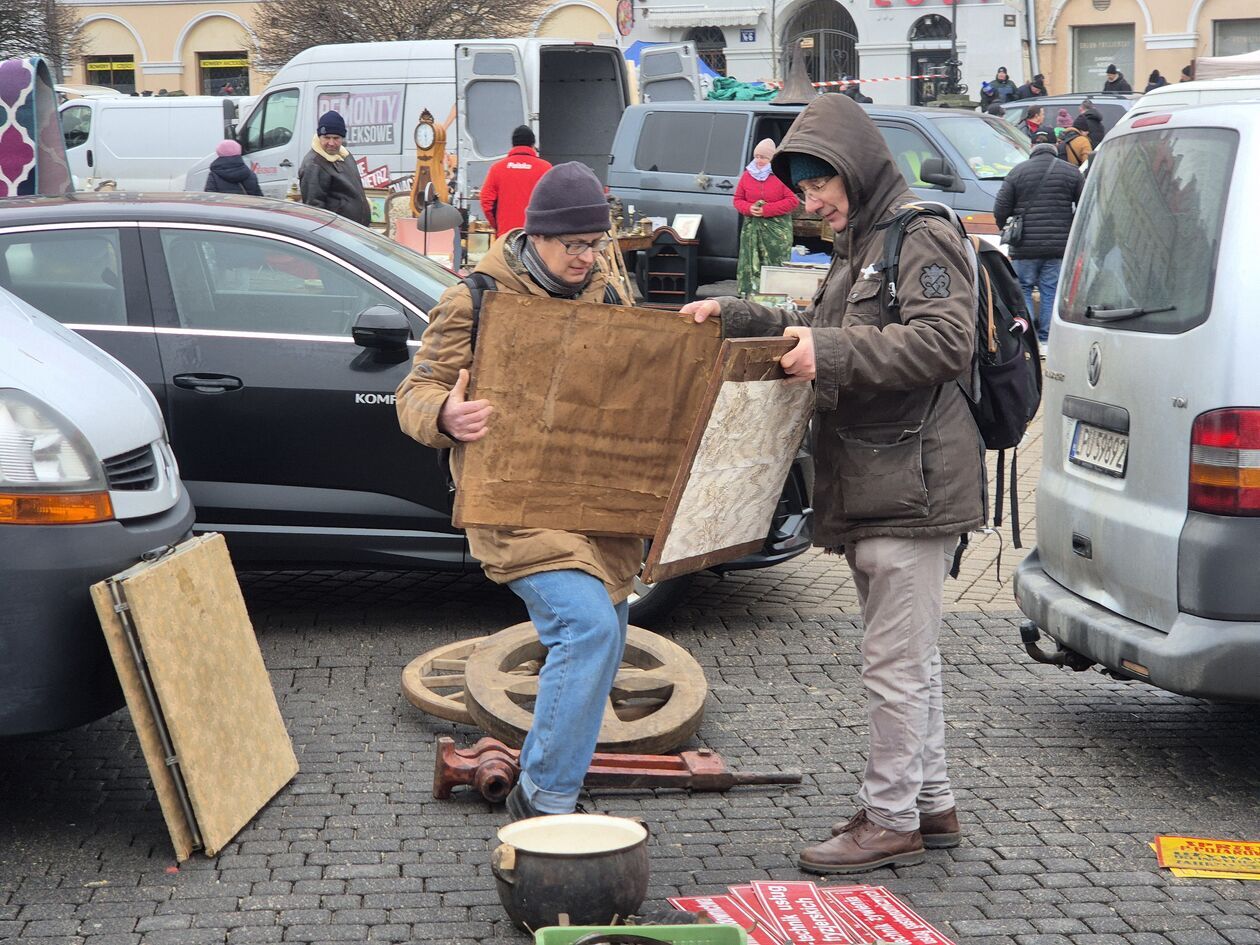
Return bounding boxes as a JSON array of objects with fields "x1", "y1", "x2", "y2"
[
  {"x1": 364, "y1": 187, "x2": 390, "y2": 230},
  {"x1": 671, "y1": 213, "x2": 702, "y2": 241}
]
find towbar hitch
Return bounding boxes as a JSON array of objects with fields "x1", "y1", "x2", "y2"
[{"x1": 1020, "y1": 621, "x2": 1095, "y2": 672}]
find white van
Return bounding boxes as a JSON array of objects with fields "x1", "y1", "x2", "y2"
[
  {"x1": 1113, "y1": 75, "x2": 1260, "y2": 132},
  {"x1": 59, "y1": 96, "x2": 240, "y2": 191},
  {"x1": 181, "y1": 39, "x2": 699, "y2": 212},
  {"x1": 1014, "y1": 101, "x2": 1260, "y2": 702}
]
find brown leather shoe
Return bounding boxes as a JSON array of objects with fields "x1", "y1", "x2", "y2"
[
  {"x1": 830, "y1": 806, "x2": 961, "y2": 849},
  {"x1": 799, "y1": 812, "x2": 925, "y2": 875}
]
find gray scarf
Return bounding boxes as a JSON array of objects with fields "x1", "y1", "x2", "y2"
[{"x1": 515, "y1": 233, "x2": 593, "y2": 299}]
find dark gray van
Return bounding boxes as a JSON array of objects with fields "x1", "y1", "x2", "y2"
[{"x1": 607, "y1": 100, "x2": 1031, "y2": 282}]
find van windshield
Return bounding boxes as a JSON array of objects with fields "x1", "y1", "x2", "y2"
[
  {"x1": 932, "y1": 116, "x2": 1030, "y2": 180},
  {"x1": 1060, "y1": 127, "x2": 1237, "y2": 334}
]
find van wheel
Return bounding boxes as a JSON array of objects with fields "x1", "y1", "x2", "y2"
[{"x1": 627, "y1": 570, "x2": 694, "y2": 628}]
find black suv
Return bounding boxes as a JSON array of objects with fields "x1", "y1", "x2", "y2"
[{"x1": 0, "y1": 195, "x2": 812, "y2": 622}]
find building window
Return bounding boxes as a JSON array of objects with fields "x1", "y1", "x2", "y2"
[
  {"x1": 909, "y1": 14, "x2": 952, "y2": 41},
  {"x1": 1213, "y1": 19, "x2": 1260, "y2": 57},
  {"x1": 1072, "y1": 24, "x2": 1134, "y2": 94},
  {"x1": 198, "y1": 52, "x2": 250, "y2": 96},
  {"x1": 686, "y1": 27, "x2": 727, "y2": 76},
  {"x1": 85, "y1": 55, "x2": 135, "y2": 94},
  {"x1": 781, "y1": 0, "x2": 859, "y2": 85}
]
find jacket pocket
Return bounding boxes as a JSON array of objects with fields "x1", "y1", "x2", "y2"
[
  {"x1": 835, "y1": 423, "x2": 930, "y2": 520},
  {"x1": 841, "y1": 276, "x2": 883, "y2": 329}
]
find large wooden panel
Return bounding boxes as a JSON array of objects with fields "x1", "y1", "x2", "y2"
[
  {"x1": 92, "y1": 534, "x2": 297, "y2": 859},
  {"x1": 643, "y1": 339, "x2": 814, "y2": 583},
  {"x1": 453, "y1": 292, "x2": 723, "y2": 537}
]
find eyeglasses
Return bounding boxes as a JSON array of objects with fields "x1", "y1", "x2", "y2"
[
  {"x1": 797, "y1": 176, "x2": 837, "y2": 198},
  {"x1": 553, "y1": 237, "x2": 611, "y2": 256}
]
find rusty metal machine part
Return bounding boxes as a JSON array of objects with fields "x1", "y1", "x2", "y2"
[
  {"x1": 432, "y1": 735, "x2": 804, "y2": 801},
  {"x1": 463, "y1": 622, "x2": 708, "y2": 755}
]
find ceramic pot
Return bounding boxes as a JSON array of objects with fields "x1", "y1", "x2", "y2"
[{"x1": 491, "y1": 813, "x2": 649, "y2": 930}]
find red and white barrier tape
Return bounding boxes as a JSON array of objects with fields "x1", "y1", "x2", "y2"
[{"x1": 767, "y1": 73, "x2": 946, "y2": 88}]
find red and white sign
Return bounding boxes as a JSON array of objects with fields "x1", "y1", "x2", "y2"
[
  {"x1": 354, "y1": 157, "x2": 392, "y2": 189},
  {"x1": 752, "y1": 882, "x2": 867, "y2": 945},
  {"x1": 729, "y1": 884, "x2": 783, "y2": 935},
  {"x1": 668, "y1": 895, "x2": 785, "y2": 945},
  {"x1": 822, "y1": 886, "x2": 957, "y2": 945}
]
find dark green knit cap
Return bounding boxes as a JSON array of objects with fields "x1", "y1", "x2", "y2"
[{"x1": 787, "y1": 152, "x2": 837, "y2": 187}]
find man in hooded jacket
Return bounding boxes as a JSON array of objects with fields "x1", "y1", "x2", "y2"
[
  {"x1": 681, "y1": 94, "x2": 983, "y2": 874},
  {"x1": 395, "y1": 162, "x2": 640, "y2": 822}
]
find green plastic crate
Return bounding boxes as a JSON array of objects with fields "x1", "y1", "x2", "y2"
[{"x1": 534, "y1": 925, "x2": 747, "y2": 945}]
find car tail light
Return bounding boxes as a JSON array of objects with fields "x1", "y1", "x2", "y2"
[
  {"x1": 0, "y1": 491, "x2": 113, "y2": 524},
  {"x1": 1131, "y1": 114, "x2": 1172, "y2": 128},
  {"x1": 1189, "y1": 409, "x2": 1260, "y2": 515}
]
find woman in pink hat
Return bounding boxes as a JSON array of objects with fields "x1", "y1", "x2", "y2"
[{"x1": 204, "y1": 139, "x2": 262, "y2": 196}]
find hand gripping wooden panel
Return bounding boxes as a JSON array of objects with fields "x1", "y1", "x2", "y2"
[
  {"x1": 643, "y1": 338, "x2": 814, "y2": 584},
  {"x1": 453, "y1": 292, "x2": 723, "y2": 537},
  {"x1": 92, "y1": 533, "x2": 297, "y2": 860}
]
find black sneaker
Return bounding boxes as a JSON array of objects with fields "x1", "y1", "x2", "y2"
[{"x1": 505, "y1": 784, "x2": 545, "y2": 822}]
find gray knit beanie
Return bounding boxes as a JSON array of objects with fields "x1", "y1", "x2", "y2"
[{"x1": 524, "y1": 162, "x2": 610, "y2": 236}]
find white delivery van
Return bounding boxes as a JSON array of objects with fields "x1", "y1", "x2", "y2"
[
  {"x1": 59, "y1": 96, "x2": 240, "y2": 191},
  {"x1": 181, "y1": 39, "x2": 699, "y2": 212}
]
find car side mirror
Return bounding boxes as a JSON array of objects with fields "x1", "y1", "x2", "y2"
[
  {"x1": 352, "y1": 305, "x2": 411, "y2": 350},
  {"x1": 919, "y1": 157, "x2": 963, "y2": 192}
]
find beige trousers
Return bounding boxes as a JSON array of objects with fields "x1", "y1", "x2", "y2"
[{"x1": 845, "y1": 534, "x2": 958, "y2": 832}]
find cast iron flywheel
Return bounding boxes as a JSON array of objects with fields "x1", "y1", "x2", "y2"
[{"x1": 462, "y1": 621, "x2": 708, "y2": 754}]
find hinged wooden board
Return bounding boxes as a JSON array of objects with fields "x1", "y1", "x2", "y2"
[
  {"x1": 643, "y1": 338, "x2": 814, "y2": 583},
  {"x1": 92, "y1": 533, "x2": 297, "y2": 860},
  {"x1": 453, "y1": 292, "x2": 723, "y2": 537}
]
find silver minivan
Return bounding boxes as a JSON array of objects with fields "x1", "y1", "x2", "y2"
[{"x1": 1014, "y1": 102, "x2": 1259, "y2": 701}]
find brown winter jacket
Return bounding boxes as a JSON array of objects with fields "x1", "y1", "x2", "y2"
[
  {"x1": 716, "y1": 94, "x2": 985, "y2": 548},
  {"x1": 395, "y1": 232, "x2": 643, "y2": 601}
]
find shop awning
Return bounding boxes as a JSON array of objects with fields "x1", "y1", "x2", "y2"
[{"x1": 643, "y1": 5, "x2": 765, "y2": 28}]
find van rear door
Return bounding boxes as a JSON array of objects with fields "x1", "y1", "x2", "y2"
[
  {"x1": 638, "y1": 44, "x2": 702, "y2": 102},
  {"x1": 455, "y1": 43, "x2": 529, "y2": 195},
  {"x1": 1036, "y1": 123, "x2": 1240, "y2": 632}
]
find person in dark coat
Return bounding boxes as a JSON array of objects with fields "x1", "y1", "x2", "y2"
[
  {"x1": 1102, "y1": 64, "x2": 1132, "y2": 93},
  {"x1": 204, "y1": 139, "x2": 262, "y2": 196},
  {"x1": 1144, "y1": 70, "x2": 1169, "y2": 93},
  {"x1": 1180, "y1": 64, "x2": 1194, "y2": 82},
  {"x1": 1014, "y1": 73, "x2": 1047, "y2": 100},
  {"x1": 1077, "y1": 100, "x2": 1106, "y2": 148},
  {"x1": 1017, "y1": 105, "x2": 1044, "y2": 141},
  {"x1": 993, "y1": 136, "x2": 1084, "y2": 344},
  {"x1": 989, "y1": 66, "x2": 1019, "y2": 103},
  {"x1": 298, "y1": 110, "x2": 371, "y2": 226}
]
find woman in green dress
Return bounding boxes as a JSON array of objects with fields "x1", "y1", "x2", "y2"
[{"x1": 734, "y1": 138, "x2": 800, "y2": 297}]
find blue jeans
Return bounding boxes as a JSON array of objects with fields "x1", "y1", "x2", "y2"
[
  {"x1": 509, "y1": 569, "x2": 629, "y2": 813},
  {"x1": 1012, "y1": 257, "x2": 1062, "y2": 343}
]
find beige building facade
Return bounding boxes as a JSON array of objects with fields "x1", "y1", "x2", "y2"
[
  {"x1": 61, "y1": 0, "x2": 624, "y2": 98},
  {"x1": 1037, "y1": 0, "x2": 1260, "y2": 93}
]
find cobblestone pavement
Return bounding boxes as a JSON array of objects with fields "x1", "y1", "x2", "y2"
[{"x1": 6, "y1": 416, "x2": 1260, "y2": 945}]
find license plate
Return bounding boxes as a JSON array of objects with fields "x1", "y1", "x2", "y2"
[{"x1": 1069, "y1": 421, "x2": 1129, "y2": 477}]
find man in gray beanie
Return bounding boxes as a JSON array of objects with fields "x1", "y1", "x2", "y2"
[{"x1": 396, "y1": 161, "x2": 635, "y2": 821}]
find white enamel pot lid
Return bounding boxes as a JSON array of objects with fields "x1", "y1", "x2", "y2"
[{"x1": 497, "y1": 814, "x2": 647, "y2": 854}]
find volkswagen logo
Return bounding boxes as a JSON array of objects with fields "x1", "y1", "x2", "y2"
[{"x1": 1087, "y1": 343, "x2": 1102, "y2": 387}]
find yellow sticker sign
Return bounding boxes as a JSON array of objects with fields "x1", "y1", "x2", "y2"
[
  {"x1": 87, "y1": 61, "x2": 135, "y2": 72},
  {"x1": 1169, "y1": 867, "x2": 1260, "y2": 881},
  {"x1": 201, "y1": 58, "x2": 249, "y2": 69},
  {"x1": 1155, "y1": 836, "x2": 1260, "y2": 875}
]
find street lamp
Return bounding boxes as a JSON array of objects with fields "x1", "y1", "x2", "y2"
[{"x1": 941, "y1": 1, "x2": 967, "y2": 97}]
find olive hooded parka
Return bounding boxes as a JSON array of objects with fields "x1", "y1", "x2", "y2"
[{"x1": 717, "y1": 93, "x2": 985, "y2": 549}]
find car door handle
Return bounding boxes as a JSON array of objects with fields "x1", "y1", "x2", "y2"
[
  {"x1": 716, "y1": 180, "x2": 734, "y2": 190},
  {"x1": 173, "y1": 373, "x2": 243, "y2": 393},
  {"x1": 279, "y1": 159, "x2": 293, "y2": 169}
]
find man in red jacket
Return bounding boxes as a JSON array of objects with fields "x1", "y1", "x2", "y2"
[{"x1": 479, "y1": 125, "x2": 553, "y2": 236}]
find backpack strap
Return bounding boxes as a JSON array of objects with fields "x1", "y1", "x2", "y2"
[{"x1": 462, "y1": 272, "x2": 499, "y2": 353}]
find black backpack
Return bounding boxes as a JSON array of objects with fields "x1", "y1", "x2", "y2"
[{"x1": 874, "y1": 202, "x2": 1042, "y2": 556}]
